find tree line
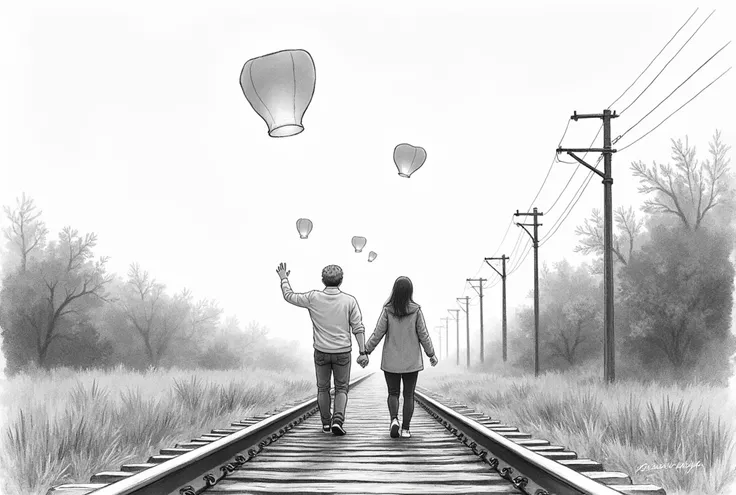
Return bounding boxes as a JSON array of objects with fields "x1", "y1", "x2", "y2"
[
  {"x1": 508, "y1": 130, "x2": 735, "y2": 385},
  {"x1": 0, "y1": 200, "x2": 299, "y2": 375}
]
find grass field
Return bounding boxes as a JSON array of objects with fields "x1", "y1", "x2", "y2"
[
  {"x1": 2, "y1": 362, "x2": 735, "y2": 495},
  {"x1": 420, "y1": 362, "x2": 736, "y2": 495},
  {"x1": 0, "y1": 365, "x2": 314, "y2": 495}
]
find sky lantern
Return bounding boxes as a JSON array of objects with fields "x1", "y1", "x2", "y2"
[
  {"x1": 351, "y1": 236, "x2": 367, "y2": 253},
  {"x1": 393, "y1": 143, "x2": 427, "y2": 178},
  {"x1": 239, "y1": 49, "x2": 316, "y2": 138},
  {"x1": 368, "y1": 251, "x2": 377, "y2": 262},
  {"x1": 296, "y1": 218, "x2": 313, "y2": 239}
]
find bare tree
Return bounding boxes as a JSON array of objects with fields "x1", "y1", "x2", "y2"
[
  {"x1": 3, "y1": 193, "x2": 49, "y2": 272},
  {"x1": 574, "y1": 206, "x2": 643, "y2": 266},
  {"x1": 631, "y1": 130, "x2": 732, "y2": 231},
  {"x1": 27, "y1": 227, "x2": 112, "y2": 367},
  {"x1": 184, "y1": 292, "x2": 222, "y2": 340},
  {"x1": 549, "y1": 297, "x2": 599, "y2": 365},
  {"x1": 120, "y1": 264, "x2": 220, "y2": 367}
]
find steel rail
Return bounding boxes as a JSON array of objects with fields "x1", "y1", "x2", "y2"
[
  {"x1": 414, "y1": 388, "x2": 624, "y2": 495},
  {"x1": 84, "y1": 372, "x2": 374, "y2": 495}
]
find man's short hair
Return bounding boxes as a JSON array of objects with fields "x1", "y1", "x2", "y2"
[{"x1": 322, "y1": 265, "x2": 343, "y2": 287}]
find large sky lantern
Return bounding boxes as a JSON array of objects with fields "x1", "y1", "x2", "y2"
[
  {"x1": 351, "y1": 236, "x2": 367, "y2": 253},
  {"x1": 239, "y1": 49, "x2": 316, "y2": 138},
  {"x1": 296, "y1": 218, "x2": 313, "y2": 239},
  {"x1": 368, "y1": 251, "x2": 377, "y2": 262},
  {"x1": 393, "y1": 143, "x2": 427, "y2": 178}
]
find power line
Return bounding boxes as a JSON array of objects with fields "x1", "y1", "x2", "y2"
[
  {"x1": 619, "y1": 9, "x2": 716, "y2": 115},
  {"x1": 507, "y1": 236, "x2": 532, "y2": 274},
  {"x1": 540, "y1": 153, "x2": 603, "y2": 245},
  {"x1": 540, "y1": 166, "x2": 598, "y2": 247},
  {"x1": 615, "y1": 42, "x2": 731, "y2": 144},
  {"x1": 608, "y1": 7, "x2": 700, "y2": 108},
  {"x1": 487, "y1": 214, "x2": 515, "y2": 259},
  {"x1": 523, "y1": 119, "x2": 573, "y2": 213},
  {"x1": 508, "y1": 240, "x2": 533, "y2": 276},
  {"x1": 508, "y1": 229, "x2": 527, "y2": 262},
  {"x1": 617, "y1": 66, "x2": 732, "y2": 152},
  {"x1": 545, "y1": 124, "x2": 603, "y2": 215}
]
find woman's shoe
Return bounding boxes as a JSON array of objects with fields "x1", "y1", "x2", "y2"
[
  {"x1": 400, "y1": 428, "x2": 411, "y2": 438},
  {"x1": 331, "y1": 421, "x2": 346, "y2": 436},
  {"x1": 390, "y1": 418, "x2": 400, "y2": 438}
]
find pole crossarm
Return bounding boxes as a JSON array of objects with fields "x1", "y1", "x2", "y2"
[
  {"x1": 556, "y1": 147, "x2": 616, "y2": 153},
  {"x1": 456, "y1": 298, "x2": 468, "y2": 313},
  {"x1": 570, "y1": 110, "x2": 618, "y2": 120}
]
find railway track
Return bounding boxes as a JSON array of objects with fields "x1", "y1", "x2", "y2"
[{"x1": 48, "y1": 371, "x2": 666, "y2": 495}]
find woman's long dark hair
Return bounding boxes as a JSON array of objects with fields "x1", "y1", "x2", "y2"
[{"x1": 386, "y1": 276, "x2": 415, "y2": 318}]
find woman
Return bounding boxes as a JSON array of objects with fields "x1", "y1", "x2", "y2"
[{"x1": 363, "y1": 276, "x2": 438, "y2": 438}]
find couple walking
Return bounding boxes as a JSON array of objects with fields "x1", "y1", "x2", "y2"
[{"x1": 277, "y1": 262, "x2": 438, "y2": 438}]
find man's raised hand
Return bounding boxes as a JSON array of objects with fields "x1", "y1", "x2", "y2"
[{"x1": 276, "y1": 262, "x2": 290, "y2": 280}]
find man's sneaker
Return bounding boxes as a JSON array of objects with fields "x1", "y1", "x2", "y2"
[
  {"x1": 401, "y1": 428, "x2": 411, "y2": 438},
  {"x1": 322, "y1": 424, "x2": 331, "y2": 433},
  {"x1": 390, "y1": 418, "x2": 400, "y2": 438},
  {"x1": 331, "y1": 421, "x2": 346, "y2": 436}
]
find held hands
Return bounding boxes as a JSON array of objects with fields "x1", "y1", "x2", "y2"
[
  {"x1": 276, "y1": 262, "x2": 290, "y2": 280},
  {"x1": 357, "y1": 354, "x2": 369, "y2": 368},
  {"x1": 429, "y1": 355, "x2": 438, "y2": 367}
]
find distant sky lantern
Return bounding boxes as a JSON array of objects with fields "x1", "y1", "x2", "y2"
[
  {"x1": 368, "y1": 251, "x2": 377, "y2": 262},
  {"x1": 352, "y1": 236, "x2": 367, "y2": 253},
  {"x1": 393, "y1": 143, "x2": 427, "y2": 178},
  {"x1": 239, "y1": 49, "x2": 316, "y2": 138},
  {"x1": 296, "y1": 218, "x2": 313, "y2": 239}
]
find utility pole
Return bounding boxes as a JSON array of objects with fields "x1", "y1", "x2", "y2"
[
  {"x1": 457, "y1": 297, "x2": 471, "y2": 368},
  {"x1": 466, "y1": 278, "x2": 487, "y2": 363},
  {"x1": 441, "y1": 317, "x2": 450, "y2": 359},
  {"x1": 515, "y1": 208, "x2": 543, "y2": 377},
  {"x1": 557, "y1": 109, "x2": 618, "y2": 383},
  {"x1": 447, "y1": 309, "x2": 460, "y2": 366},
  {"x1": 434, "y1": 326, "x2": 443, "y2": 359},
  {"x1": 485, "y1": 255, "x2": 509, "y2": 362}
]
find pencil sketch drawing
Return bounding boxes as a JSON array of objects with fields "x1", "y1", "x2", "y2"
[{"x1": 0, "y1": 2, "x2": 734, "y2": 495}]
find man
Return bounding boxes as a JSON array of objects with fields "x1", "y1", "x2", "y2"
[{"x1": 276, "y1": 262, "x2": 368, "y2": 435}]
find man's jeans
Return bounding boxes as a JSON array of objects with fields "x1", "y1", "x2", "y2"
[{"x1": 314, "y1": 349, "x2": 351, "y2": 426}]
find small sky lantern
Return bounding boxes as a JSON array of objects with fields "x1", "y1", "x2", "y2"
[
  {"x1": 239, "y1": 49, "x2": 316, "y2": 137},
  {"x1": 351, "y1": 236, "x2": 367, "y2": 253},
  {"x1": 296, "y1": 218, "x2": 313, "y2": 239},
  {"x1": 393, "y1": 143, "x2": 427, "y2": 178},
  {"x1": 368, "y1": 251, "x2": 377, "y2": 262}
]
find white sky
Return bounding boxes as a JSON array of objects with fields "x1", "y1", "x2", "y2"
[{"x1": 1, "y1": 0, "x2": 735, "y2": 364}]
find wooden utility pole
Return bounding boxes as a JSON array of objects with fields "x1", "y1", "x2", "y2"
[
  {"x1": 434, "y1": 326, "x2": 443, "y2": 359},
  {"x1": 557, "y1": 109, "x2": 618, "y2": 383},
  {"x1": 515, "y1": 208, "x2": 543, "y2": 377},
  {"x1": 485, "y1": 256, "x2": 509, "y2": 362},
  {"x1": 457, "y1": 297, "x2": 471, "y2": 368},
  {"x1": 466, "y1": 278, "x2": 487, "y2": 363},
  {"x1": 447, "y1": 309, "x2": 460, "y2": 366},
  {"x1": 441, "y1": 317, "x2": 450, "y2": 359}
]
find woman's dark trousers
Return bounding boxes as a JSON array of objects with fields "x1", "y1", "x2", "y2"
[{"x1": 383, "y1": 371, "x2": 419, "y2": 429}]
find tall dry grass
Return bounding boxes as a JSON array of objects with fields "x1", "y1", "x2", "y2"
[
  {"x1": 421, "y1": 362, "x2": 736, "y2": 495},
  {"x1": 0, "y1": 364, "x2": 313, "y2": 495}
]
